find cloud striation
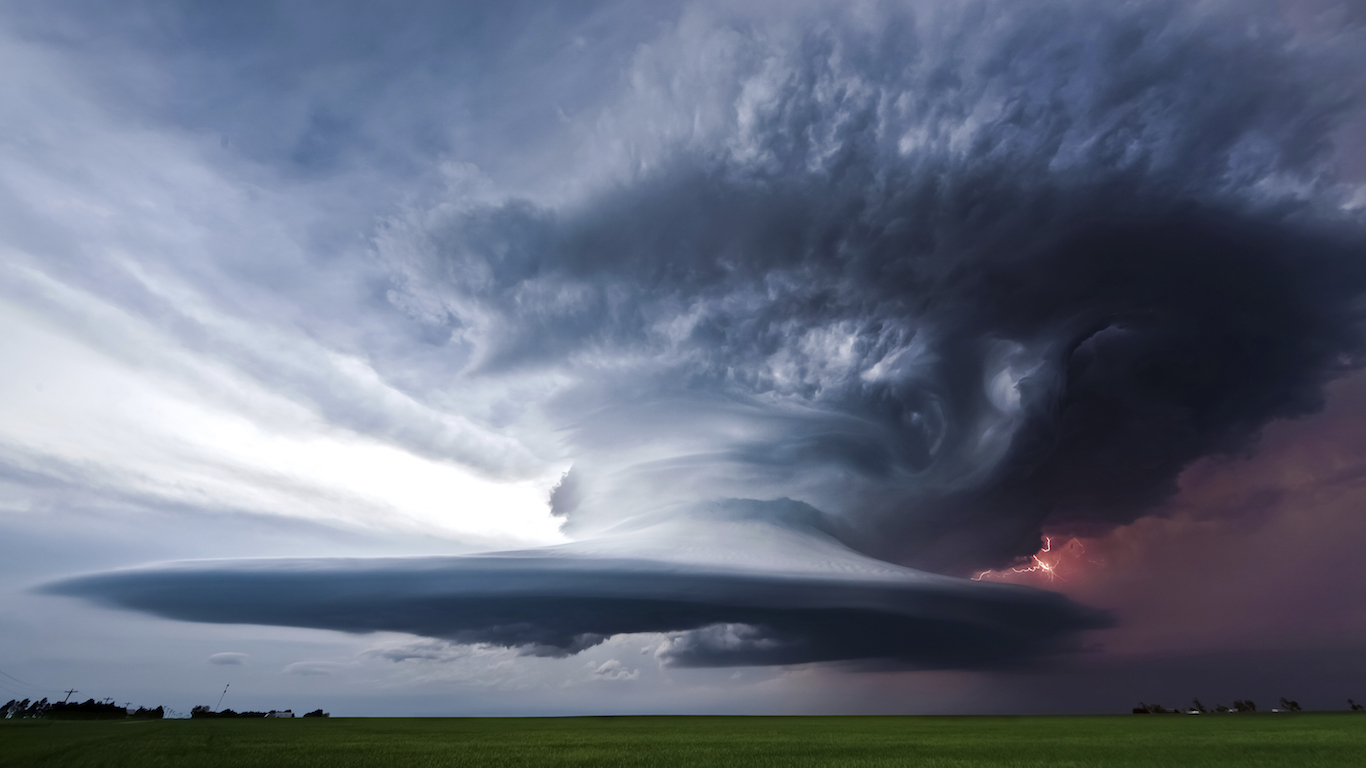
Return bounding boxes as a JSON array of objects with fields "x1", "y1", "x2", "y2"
[{"x1": 48, "y1": 500, "x2": 1108, "y2": 667}]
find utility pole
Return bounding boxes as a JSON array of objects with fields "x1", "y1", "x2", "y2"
[
  {"x1": 62, "y1": 689, "x2": 77, "y2": 703},
  {"x1": 215, "y1": 683, "x2": 230, "y2": 712}
]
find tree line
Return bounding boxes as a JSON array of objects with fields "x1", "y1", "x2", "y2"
[
  {"x1": 189, "y1": 706, "x2": 328, "y2": 718},
  {"x1": 1133, "y1": 698, "x2": 1366, "y2": 714},
  {"x1": 3, "y1": 698, "x2": 164, "y2": 720},
  {"x1": 5, "y1": 699, "x2": 329, "y2": 720}
]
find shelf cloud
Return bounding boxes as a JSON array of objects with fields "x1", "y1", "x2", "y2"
[{"x1": 46, "y1": 500, "x2": 1109, "y2": 668}]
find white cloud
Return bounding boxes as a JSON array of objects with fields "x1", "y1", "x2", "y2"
[
  {"x1": 592, "y1": 659, "x2": 639, "y2": 681},
  {"x1": 282, "y1": 661, "x2": 351, "y2": 677},
  {"x1": 207, "y1": 652, "x2": 249, "y2": 666},
  {"x1": 0, "y1": 280, "x2": 564, "y2": 545}
]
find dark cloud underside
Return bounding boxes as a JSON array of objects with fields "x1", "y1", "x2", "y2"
[{"x1": 44, "y1": 544, "x2": 1108, "y2": 668}]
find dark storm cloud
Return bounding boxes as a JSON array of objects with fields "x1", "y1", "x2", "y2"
[
  {"x1": 32, "y1": 0, "x2": 1366, "y2": 674},
  {"x1": 44, "y1": 505, "x2": 1109, "y2": 668},
  {"x1": 384, "y1": 0, "x2": 1366, "y2": 572}
]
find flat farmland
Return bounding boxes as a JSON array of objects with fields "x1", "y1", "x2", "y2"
[{"x1": 2, "y1": 714, "x2": 1363, "y2": 767}]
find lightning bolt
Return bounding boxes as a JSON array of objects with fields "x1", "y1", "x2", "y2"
[{"x1": 972, "y1": 536, "x2": 1084, "y2": 582}]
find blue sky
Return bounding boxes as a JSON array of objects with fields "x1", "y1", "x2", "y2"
[{"x1": 3, "y1": 0, "x2": 1366, "y2": 716}]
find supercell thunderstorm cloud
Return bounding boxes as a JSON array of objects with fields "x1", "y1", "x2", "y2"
[{"x1": 34, "y1": 0, "x2": 1366, "y2": 674}]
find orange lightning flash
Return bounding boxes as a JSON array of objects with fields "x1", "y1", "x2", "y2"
[{"x1": 971, "y1": 536, "x2": 1085, "y2": 583}]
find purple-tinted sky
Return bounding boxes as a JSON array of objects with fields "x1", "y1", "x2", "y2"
[{"x1": 2, "y1": 0, "x2": 1365, "y2": 716}]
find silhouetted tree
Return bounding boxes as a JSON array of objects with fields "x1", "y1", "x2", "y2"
[
  {"x1": 50, "y1": 698, "x2": 127, "y2": 719},
  {"x1": 7, "y1": 697, "x2": 165, "y2": 720},
  {"x1": 1215, "y1": 703, "x2": 1231, "y2": 713},
  {"x1": 3, "y1": 698, "x2": 52, "y2": 719},
  {"x1": 302, "y1": 709, "x2": 329, "y2": 718},
  {"x1": 1191, "y1": 699, "x2": 1207, "y2": 713},
  {"x1": 1349, "y1": 698, "x2": 1364, "y2": 712},
  {"x1": 1278, "y1": 698, "x2": 1301, "y2": 713},
  {"x1": 190, "y1": 706, "x2": 268, "y2": 719},
  {"x1": 1233, "y1": 700, "x2": 1257, "y2": 713}
]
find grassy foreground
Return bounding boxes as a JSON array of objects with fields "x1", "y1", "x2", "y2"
[{"x1": 2, "y1": 714, "x2": 1364, "y2": 767}]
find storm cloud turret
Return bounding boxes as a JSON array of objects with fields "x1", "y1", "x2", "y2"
[{"x1": 382, "y1": 0, "x2": 1366, "y2": 571}]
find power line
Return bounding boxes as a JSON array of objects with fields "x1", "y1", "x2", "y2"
[
  {"x1": 0, "y1": 680, "x2": 30, "y2": 698},
  {"x1": 0, "y1": 668, "x2": 61, "y2": 694}
]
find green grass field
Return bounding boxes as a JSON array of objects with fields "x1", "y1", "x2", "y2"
[{"x1": 3, "y1": 714, "x2": 1363, "y2": 767}]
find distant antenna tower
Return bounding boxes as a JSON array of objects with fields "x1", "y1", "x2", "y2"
[{"x1": 215, "y1": 683, "x2": 230, "y2": 712}]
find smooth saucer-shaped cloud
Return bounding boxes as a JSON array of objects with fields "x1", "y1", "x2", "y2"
[{"x1": 44, "y1": 500, "x2": 1108, "y2": 668}]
